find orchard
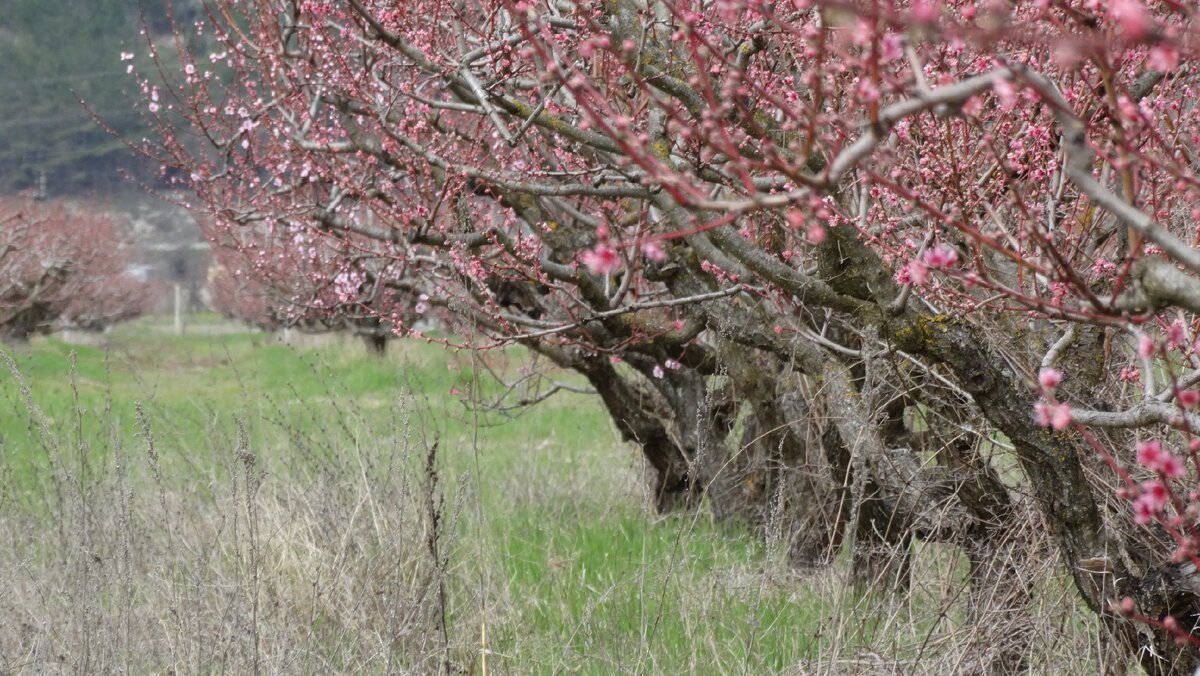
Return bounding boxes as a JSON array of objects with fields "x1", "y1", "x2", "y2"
[{"x1": 134, "y1": 1, "x2": 1200, "y2": 671}]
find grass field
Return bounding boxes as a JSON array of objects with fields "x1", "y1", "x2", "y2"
[{"x1": 0, "y1": 319, "x2": 1100, "y2": 674}]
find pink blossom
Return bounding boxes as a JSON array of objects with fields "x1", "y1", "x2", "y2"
[
  {"x1": 1137, "y1": 333, "x2": 1156, "y2": 358},
  {"x1": 880, "y1": 34, "x2": 903, "y2": 62},
  {"x1": 1109, "y1": 0, "x2": 1153, "y2": 42},
  {"x1": 664, "y1": 358, "x2": 681, "y2": 370},
  {"x1": 1050, "y1": 403, "x2": 1073, "y2": 430},
  {"x1": 1179, "y1": 389, "x2": 1200, "y2": 409},
  {"x1": 1136, "y1": 439, "x2": 1166, "y2": 468},
  {"x1": 922, "y1": 244, "x2": 959, "y2": 269},
  {"x1": 1136, "y1": 439, "x2": 1187, "y2": 478},
  {"x1": 1168, "y1": 319, "x2": 1187, "y2": 347},
  {"x1": 993, "y1": 78, "x2": 1018, "y2": 110},
  {"x1": 855, "y1": 78, "x2": 881, "y2": 103},
  {"x1": 1132, "y1": 497, "x2": 1155, "y2": 524},
  {"x1": 1132, "y1": 480, "x2": 1170, "y2": 524},
  {"x1": 850, "y1": 18, "x2": 873, "y2": 46},
  {"x1": 911, "y1": 0, "x2": 938, "y2": 24},
  {"x1": 1148, "y1": 45, "x2": 1180, "y2": 72},
  {"x1": 807, "y1": 223, "x2": 827, "y2": 244},
  {"x1": 900, "y1": 259, "x2": 929, "y2": 285},
  {"x1": 641, "y1": 241, "x2": 667, "y2": 263},
  {"x1": 1035, "y1": 401, "x2": 1072, "y2": 430},
  {"x1": 1160, "y1": 454, "x2": 1187, "y2": 479},
  {"x1": 1115, "y1": 95, "x2": 1143, "y2": 124},
  {"x1": 1038, "y1": 367, "x2": 1063, "y2": 390},
  {"x1": 652, "y1": 364, "x2": 665, "y2": 379},
  {"x1": 581, "y1": 244, "x2": 622, "y2": 275}
]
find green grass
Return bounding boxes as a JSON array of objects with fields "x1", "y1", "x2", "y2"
[
  {"x1": 0, "y1": 318, "x2": 1100, "y2": 674},
  {"x1": 492, "y1": 507, "x2": 826, "y2": 673}
]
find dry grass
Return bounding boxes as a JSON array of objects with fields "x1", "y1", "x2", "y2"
[
  {"x1": 0, "y1": 325, "x2": 1113, "y2": 674},
  {"x1": 0, "y1": 364, "x2": 462, "y2": 673}
]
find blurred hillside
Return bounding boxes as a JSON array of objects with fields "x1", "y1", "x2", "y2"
[{"x1": 0, "y1": 0, "x2": 204, "y2": 196}]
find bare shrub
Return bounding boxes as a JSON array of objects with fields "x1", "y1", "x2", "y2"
[{"x1": 0, "y1": 350, "x2": 471, "y2": 674}]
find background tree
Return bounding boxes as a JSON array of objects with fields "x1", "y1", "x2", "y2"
[
  {"x1": 205, "y1": 220, "x2": 412, "y2": 351},
  {"x1": 0, "y1": 197, "x2": 158, "y2": 340},
  {"x1": 206, "y1": 254, "x2": 286, "y2": 332},
  {"x1": 139, "y1": 1, "x2": 1200, "y2": 672}
]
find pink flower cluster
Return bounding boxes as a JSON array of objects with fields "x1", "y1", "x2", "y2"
[
  {"x1": 1129, "y1": 440, "x2": 1188, "y2": 525},
  {"x1": 641, "y1": 241, "x2": 667, "y2": 263},
  {"x1": 1137, "y1": 332, "x2": 1156, "y2": 359},
  {"x1": 1034, "y1": 367, "x2": 1071, "y2": 430},
  {"x1": 1038, "y1": 367, "x2": 1062, "y2": 390},
  {"x1": 1135, "y1": 439, "x2": 1186, "y2": 478},
  {"x1": 1109, "y1": 0, "x2": 1153, "y2": 42},
  {"x1": 582, "y1": 244, "x2": 621, "y2": 275},
  {"x1": 922, "y1": 244, "x2": 959, "y2": 269},
  {"x1": 897, "y1": 244, "x2": 959, "y2": 287},
  {"x1": 1034, "y1": 401, "x2": 1072, "y2": 430},
  {"x1": 1132, "y1": 480, "x2": 1170, "y2": 525},
  {"x1": 652, "y1": 358, "x2": 682, "y2": 379},
  {"x1": 1179, "y1": 389, "x2": 1200, "y2": 409}
]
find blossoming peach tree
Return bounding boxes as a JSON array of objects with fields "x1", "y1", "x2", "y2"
[
  {"x1": 205, "y1": 235, "x2": 400, "y2": 350},
  {"x1": 0, "y1": 198, "x2": 156, "y2": 339},
  {"x1": 136, "y1": 0, "x2": 1200, "y2": 670}
]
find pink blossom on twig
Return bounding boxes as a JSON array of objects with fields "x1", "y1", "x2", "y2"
[
  {"x1": 581, "y1": 244, "x2": 622, "y2": 275},
  {"x1": 1038, "y1": 368, "x2": 1062, "y2": 390},
  {"x1": 1035, "y1": 401, "x2": 1072, "y2": 430}
]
